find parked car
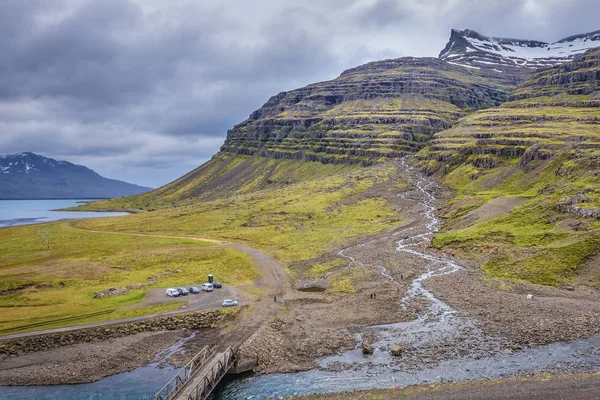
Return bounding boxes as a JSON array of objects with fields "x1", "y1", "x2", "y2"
[
  {"x1": 213, "y1": 281, "x2": 222, "y2": 288},
  {"x1": 189, "y1": 286, "x2": 200, "y2": 294},
  {"x1": 177, "y1": 287, "x2": 189, "y2": 296},
  {"x1": 166, "y1": 288, "x2": 180, "y2": 297},
  {"x1": 222, "y1": 299, "x2": 238, "y2": 307},
  {"x1": 201, "y1": 283, "x2": 214, "y2": 292}
]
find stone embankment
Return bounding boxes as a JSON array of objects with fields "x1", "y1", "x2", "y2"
[{"x1": 0, "y1": 309, "x2": 235, "y2": 357}]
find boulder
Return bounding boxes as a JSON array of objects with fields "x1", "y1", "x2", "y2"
[
  {"x1": 362, "y1": 343, "x2": 374, "y2": 355},
  {"x1": 390, "y1": 345, "x2": 402, "y2": 357}
]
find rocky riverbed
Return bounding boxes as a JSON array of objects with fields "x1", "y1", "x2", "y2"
[{"x1": 214, "y1": 159, "x2": 600, "y2": 398}]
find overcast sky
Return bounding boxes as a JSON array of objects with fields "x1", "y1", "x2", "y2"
[{"x1": 1, "y1": 0, "x2": 599, "y2": 187}]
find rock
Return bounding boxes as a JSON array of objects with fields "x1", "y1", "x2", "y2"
[
  {"x1": 390, "y1": 345, "x2": 402, "y2": 357},
  {"x1": 93, "y1": 293, "x2": 105, "y2": 299},
  {"x1": 0, "y1": 308, "x2": 236, "y2": 357},
  {"x1": 362, "y1": 343, "x2": 374, "y2": 355}
]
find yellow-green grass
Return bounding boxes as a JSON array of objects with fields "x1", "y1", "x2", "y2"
[
  {"x1": 431, "y1": 155, "x2": 600, "y2": 286},
  {"x1": 0, "y1": 223, "x2": 257, "y2": 334},
  {"x1": 308, "y1": 258, "x2": 348, "y2": 278},
  {"x1": 75, "y1": 154, "x2": 359, "y2": 211},
  {"x1": 74, "y1": 163, "x2": 404, "y2": 267}
]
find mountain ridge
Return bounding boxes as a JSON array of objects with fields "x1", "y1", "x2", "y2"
[
  {"x1": 0, "y1": 152, "x2": 152, "y2": 200},
  {"x1": 85, "y1": 28, "x2": 600, "y2": 209},
  {"x1": 440, "y1": 28, "x2": 600, "y2": 72}
]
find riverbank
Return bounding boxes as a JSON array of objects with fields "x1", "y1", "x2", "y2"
[
  {"x1": 232, "y1": 160, "x2": 600, "y2": 377},
  {"x1": 296, "y1": 372, "x2": 600, "y2": 400},
  {"x1": 1, "y1": 161, "x2": 599, "y2": 396}
]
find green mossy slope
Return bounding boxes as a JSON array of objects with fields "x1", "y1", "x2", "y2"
[{"x1": 419, "y1": 48, "x2": 600, "y2": 286}]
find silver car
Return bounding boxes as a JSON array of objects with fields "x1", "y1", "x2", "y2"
[{"x1": 222, "y1": 299, "x2": 238, "y2": 307}]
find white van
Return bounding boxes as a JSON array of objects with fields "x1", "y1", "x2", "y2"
[
  {"x1": 201, "y1": 283, "x2": 214, "y2": 292},
  {"x1": 166, "y1": 288, "x2": 180, "y2": 297}
]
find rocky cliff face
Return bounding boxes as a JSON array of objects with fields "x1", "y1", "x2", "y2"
[
  {"x1": 440, "y1": 28, "x2": 600, "y2": 74},
  {"x1": 221, "y1": 57, "x2": 513, "y2": 165},
  {"x1": 420, "y1": 47, "x2": 600, "y2": 173},
  {"x1": 222, "y1": 29, "x2": 600, "y2": 168}
]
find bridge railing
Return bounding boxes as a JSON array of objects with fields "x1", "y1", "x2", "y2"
[
  {"x1": 186, "y1": 347, "x2": 236, "y2": 400},
  {"x1": 155, "y1": 346, "x2": 212, "y2": 400}
]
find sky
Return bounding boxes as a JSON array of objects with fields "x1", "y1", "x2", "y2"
[{"x1": 1, "y1": 0, "x2": 599, "y2": 188}]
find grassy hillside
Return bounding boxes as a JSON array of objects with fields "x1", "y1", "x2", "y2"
[
  {"x1": 74, "y1": 163, "x2": 407, "y2": 274},
  {"x1": 418, "y1": 48, "x2": 600, "y2": 286},
  {"x1": 79, "y1": 154, "x2": 358, "y2": 210}
]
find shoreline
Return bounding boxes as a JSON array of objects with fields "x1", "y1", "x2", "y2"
[{"x1": 295, "y1": 372, "x2": 600, "y2": 399}]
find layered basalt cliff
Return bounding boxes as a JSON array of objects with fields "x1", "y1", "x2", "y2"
[
  {"x1": 221, "y1": 57, "x2": 513, "y2": 165},
  {"x1": 419, "y1": 47, "x2": 600, "y2": 173},
  {"x1": 96, "y1": 29, "x2": 599, "y2": 206}
]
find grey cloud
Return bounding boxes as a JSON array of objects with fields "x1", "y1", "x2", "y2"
[{"x1": 1, "y1": 0, "x2": 599, "y2": 186}]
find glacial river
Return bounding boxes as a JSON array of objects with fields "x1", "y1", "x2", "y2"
[{"x1": 1, "y1": 162, "x2": 599, "y2": 399}]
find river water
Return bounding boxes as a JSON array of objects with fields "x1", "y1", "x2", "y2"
[
  {"x1": 1, "y1": 162, "x2": 599, "y2": 399},
  {"x1": 0, "y1": 335, "x2": 190, "y2": 400},
  {"x1": 0, "y1": 199, "x2": 128, "y2": 228},
  {"x1": 211, "y1": 159, "x2": 600, "y2": 398}
]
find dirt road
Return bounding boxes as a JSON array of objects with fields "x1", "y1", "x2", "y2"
[
  {"x1": 0, "y1": 228, "x2": 288, "y2": 342},
  {"x1": 0, "y1": 228, "x2": 290, "y2": 385}
]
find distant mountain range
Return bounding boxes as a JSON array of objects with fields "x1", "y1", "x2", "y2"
[{"x1": 0, "y1": 152, "x2": 152, "y2": 199}]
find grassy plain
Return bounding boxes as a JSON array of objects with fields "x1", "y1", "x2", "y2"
[
  {"x1": 74, "y1": 162, "x2": 405, "y2": 267},
  {"x1": 2, "y1": 159, "x2": 406, "y2": 334},
  {"x1": 0, "y1": 223, "x2": 257, "y2": 334}
]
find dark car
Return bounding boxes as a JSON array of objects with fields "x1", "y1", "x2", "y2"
[
  {"x1": 189, "y1": 286, "x2": 200, "y2": 294},
  {"x1": 213, "y1": 281, "x2": 222, "y2": 288},
  {"x1": 177, "y1": 287, "x2": 189, "y2": 296}
]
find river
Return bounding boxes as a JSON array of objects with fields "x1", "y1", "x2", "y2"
[
  {"x1": 0, "y1": 199, "x2": 128, "y2": 228},
  {"x1": 1, "y1": 162, "x2": 599, "y2": 399}
]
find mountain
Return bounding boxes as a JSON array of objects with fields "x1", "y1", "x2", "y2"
[
  {"x1": 0, "y1": 152, "x2": 152, "y2": 199},
  {"x1": 221, "y1": 57, "x2": 513, "y2": 165},
  {"x1": 89, "y1": 28, "x2": 599, "y2": 208},
  {"x1": 79, "y1": 29, "x2": 600, "y2": 287},
  {"x1": 440, "y1": 28, "x2": 600, "y2": 74},
  {"x1": 417, "y1": 46, "x2": 600, "y2": 284},
  {"x1": 128, "y1": 56, "x2": 518, "y2": 204}
]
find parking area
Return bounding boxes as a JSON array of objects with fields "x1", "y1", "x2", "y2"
[{"x1": 126, "y1": 284, "x2": 241, "y2": 310}]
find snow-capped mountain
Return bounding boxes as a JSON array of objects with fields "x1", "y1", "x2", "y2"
[
  {"x1": 439, "y1": 29, "x2": 600, "y2": 72},
  {"x1": 0, "y1": 152, "x2": 152, "y2": 199},
  {"x1": 0, "y1": 152, "x2": 96, "y2": 176}
]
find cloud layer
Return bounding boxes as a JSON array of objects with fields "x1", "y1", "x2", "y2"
[{"x1": 1, "y1": 0, "x2": 598, "y2": 187}]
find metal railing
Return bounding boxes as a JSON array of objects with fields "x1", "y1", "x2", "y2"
[
  {"x1": 186, "y1": 347, "x2": 236, "y2": 400},
  {"x1": 155, "y1": 346, "x2": 212, "y2": 400}
]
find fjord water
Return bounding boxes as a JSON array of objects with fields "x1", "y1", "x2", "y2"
[{"x1": 0, "y1": 199, "x2": 128, "y2": 228}]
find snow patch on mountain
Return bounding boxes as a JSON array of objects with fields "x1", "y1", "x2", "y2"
[{"x1": 440, "y1": 29, "x2": 600, "y2": 71}]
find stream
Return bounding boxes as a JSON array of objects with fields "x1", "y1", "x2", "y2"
[
  {"x1": 1, "y1": 160, "x2": 599, "y2": 399},
  {"x1": 210, "y1": 159, "x2": 600, "y2": 398}
]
